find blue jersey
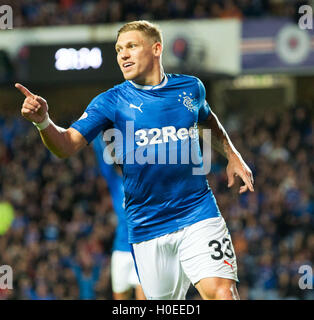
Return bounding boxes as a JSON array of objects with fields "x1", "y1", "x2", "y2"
[
  {"x1": 71, "y1": 73, "x2": 221, "y2": 243},
  {"x1": 93, "y1": 133, "x2": 131, "y2": 252}
]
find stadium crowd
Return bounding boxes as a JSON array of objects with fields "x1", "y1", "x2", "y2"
[
  {"x1": 0, "y1": 101, "x2": 313, "y2": 300},
  {"x1": 3, "y1": 0, "x2": 310, "y2": 28}
]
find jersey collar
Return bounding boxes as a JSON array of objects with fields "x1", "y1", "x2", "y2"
[{"x1": 129, "y1": 73, "x2": 168, "y2": 90}]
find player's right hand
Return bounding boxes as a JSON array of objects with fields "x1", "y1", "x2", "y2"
[{"x1": 15, "y1": 83, "x2": 48, "y2": 123}]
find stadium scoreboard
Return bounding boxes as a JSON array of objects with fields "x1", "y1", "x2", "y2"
[{"x1": 21, "y1": 42, "x2": 123, "y2": 84}]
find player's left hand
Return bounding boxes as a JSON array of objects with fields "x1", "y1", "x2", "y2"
[{"x1": 226, "y1": 153, "x2": 254, "y2": 194}]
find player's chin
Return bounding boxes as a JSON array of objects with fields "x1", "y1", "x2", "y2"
[
  {"x1": 122, "y1": 72, "x2": 136, "y2": 81},
  {"x1": 121, "y1": 68, "x2": 138, "y2": 80},
  {"x1": 122, "y1": 74, "x2": 133, "y2": 80}
]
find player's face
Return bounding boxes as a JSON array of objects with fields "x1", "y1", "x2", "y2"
[{"x1": 116, "y1": 31, "x2": 160, "y2": 83}]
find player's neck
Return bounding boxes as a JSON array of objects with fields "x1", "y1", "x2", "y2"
[{"x1": 133, "y1": 67, "x2": 164, "y2": 87}]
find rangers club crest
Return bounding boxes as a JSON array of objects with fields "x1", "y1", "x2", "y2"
[{"x1": 178, "y1": 92, "x2": 197, "y2": 112}]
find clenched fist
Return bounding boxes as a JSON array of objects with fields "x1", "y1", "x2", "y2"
[{"x1": 15, "y1": 83, "x2": 48, "y2": 124}]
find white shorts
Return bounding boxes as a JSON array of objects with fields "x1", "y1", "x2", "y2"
[
  {"x1": 132, "y1": 216, "x2": 238, "y2": 300},
  {"x1": 111, "y1": 250, "x2": 140, "y2": 293}
]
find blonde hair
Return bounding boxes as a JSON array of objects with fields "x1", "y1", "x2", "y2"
[{"x1": 117, "y1": 20, "x2": 163, "y2": 44}]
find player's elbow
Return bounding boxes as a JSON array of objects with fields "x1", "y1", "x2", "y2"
[
  {"x1": 48, "y1": 140, "x2": 78, "y2": 159},
  {"x1": 49, "y1": 148, "x2": 72, "y2": 159},
  {"x1": 52, "y1": 145, "x2": 82, "y2": 159},
  {"x1": 55, "y1": 151, "x2": 71, "y2": 159}
]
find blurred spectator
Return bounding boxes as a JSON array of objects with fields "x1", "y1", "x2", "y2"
[
  {"x1": 63, "y1": 249, "x2": 103, "y2": 299},
  {"x1": 0, "y1": 50, "x2": 15, "y2": 84},
  {"x1": 220, "y1": 0, "x2": 243, "y2": 19},
  {"x1": 25, "y1": 282, "x2": 56, "y2": 300}
]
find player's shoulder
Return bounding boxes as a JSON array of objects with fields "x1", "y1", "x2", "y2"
[
  {"x1": 166, "y1": 73, "x2": 204, "y2": 97},
  {"x1": 167, "y1": 73, "x2": 202, "y2": 86},
  {"x1": 90, "y1": 82, "x2": 127, "y2": 106},
  {"x1": 93, "y1": 86, "x2": 118, "y2": 101}
]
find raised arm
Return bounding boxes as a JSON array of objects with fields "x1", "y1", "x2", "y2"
[
  {"x1": 15, "y1": 83, "x2": 87, "y2": 158},
  {"x1": 204, "y1": 111, "x2": 254, "y2": 194}
]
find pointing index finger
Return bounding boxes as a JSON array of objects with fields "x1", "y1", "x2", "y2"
[{"x1": 15, "y1": 83, "x2": 35, "y2": 98}]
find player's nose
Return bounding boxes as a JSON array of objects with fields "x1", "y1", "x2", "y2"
[{"x1": 120, "y1": 48, "x2": 131, "y2": 60}]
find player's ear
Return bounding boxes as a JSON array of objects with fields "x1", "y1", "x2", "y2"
[{"x1": 153, "y1": 42, "x2": 162, "y2": 57}]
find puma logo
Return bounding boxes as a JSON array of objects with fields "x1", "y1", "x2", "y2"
[
  {"x1": 224, "y1": 260, "x2": 234, "y2": 270},
  {"x1": 129, "y1": 103, "x2": 143, "y2": 113}
]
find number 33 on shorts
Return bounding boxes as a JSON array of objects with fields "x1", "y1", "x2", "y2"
[
  {"x1": 208, "y1": 238, "x2": 234, "y2": 261},
  {"x1": 207, "y1": 226, "x2": 238, "y2": 279}
]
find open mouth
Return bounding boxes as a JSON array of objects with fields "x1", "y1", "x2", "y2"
[{"x1": 123, "y1": 62, "x2": 135, "y2": 70}]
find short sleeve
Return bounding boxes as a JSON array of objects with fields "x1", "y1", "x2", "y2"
[
  {"x1": 70, "y1": 89, "x2": 116, "y2": 144},
  {"x1": 197, "y1": 78, "x2": 211, "y2": 123}
]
